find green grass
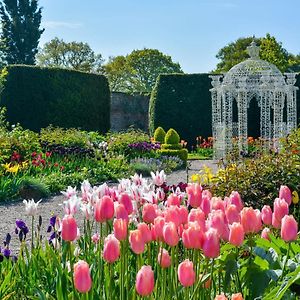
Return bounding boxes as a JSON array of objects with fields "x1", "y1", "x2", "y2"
[{"x1": 188, "y1": 153, "x2": 211, "y2": 160}]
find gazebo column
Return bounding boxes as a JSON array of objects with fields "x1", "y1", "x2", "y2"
[
  {"x1": 260, "y1": 90, "x2": 271, "y2": 149},
  {"x1": 237, "y1": 90, "x2": 247, "y2": 153},
  {"x1": 223, "y1": 90, "x2": 233, "y2": 154},
  {"x1": 211, "y1": 89, "x2": 218, "y2": 140},
  {"x1": 287, "y1": 88, "x2": 297, "y2": 133},
  {"x1": 273, "y1": 90, "x2": 284, "y2": 149}
]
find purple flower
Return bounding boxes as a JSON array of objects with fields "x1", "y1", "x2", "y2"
[
  {"x1": 5, "y1": 233, "x2": 11, "y2": 246},
  {"x1": 2, "y1": 248, "x2": 11, "y2": 258},
  {"x1": 47, "y1": 225, "x2": 52, "y2": 233},
  {"x1": 16, "y1": 219, "x2": 27, "y2": 230},
  {"x1": 49, "y1": 216, "x2": 57, "y2": 227}
]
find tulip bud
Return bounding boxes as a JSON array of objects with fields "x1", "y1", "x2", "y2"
[
  {"x1": 281, "y1": 215, "x2": 298, "y2": 242},
  {"x1": 229, "y1": 222, "x2": 244, "y2": 247},
  {"x1": 279, "y1": 185, "x2": 292, "y2": 206},
  {"x1": 178, "y1": 259, "x2": 196, "y2": 287},
  {"x1": 113, "y1": 219, "x2": 128, "y2": 241},
  {"x1": 103, "y1": 234, "x2": 120, "y2": 263},
  {"x1": 163, "y1": 222, "x2": 179, "y2": 247},
  {"x1": 157, "y1": 248, "x2": 171, "y2": 268},
  {"x1": 136, "y1": 266, "x2": 154, "y2": 296},
  {"x1": 94, "y1": 196, "x2": 114, "y2": 223},
  {"x1": 61, "y1": 215, "x2": 78, "y2": 241},
  {"x1": 73, "y1": 260, "x2": 92, "y2": 293},
  {"x1": 129, "y1": 230, "x2": 145, "y2": 254}
]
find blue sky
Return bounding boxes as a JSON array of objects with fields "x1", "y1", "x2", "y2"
[{"x1": 39, "y1": 0, "x2": 300, "y2": 73}]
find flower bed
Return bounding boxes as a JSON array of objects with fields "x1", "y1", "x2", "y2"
[{"x1": 0, "y1": 172, "x2": 299, "y2": 299}]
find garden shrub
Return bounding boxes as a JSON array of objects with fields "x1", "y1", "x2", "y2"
[
  {"x1": 0, "y1": 65, "x2": 110, "y2": 133},
  {"x1": 159, "y1": 148, "x2": 188, "y2": 163},
  {"x1": 164, "y1": 128, "x2": 180, "y2": 145},
  {"x1": 153, "y1": 126, "x2": 166, "y2": 143},
  {"x1": 161, "y1": 144, "x2": 182, "y2": 150}
]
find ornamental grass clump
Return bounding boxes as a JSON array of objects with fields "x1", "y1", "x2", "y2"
[{"x1": 0, "y1": 176, "x2": 299, "y2": 299}]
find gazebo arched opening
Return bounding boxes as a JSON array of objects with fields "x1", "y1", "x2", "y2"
[{"x1": 210, "y1": 41, "x2": 298, "y2": 159}]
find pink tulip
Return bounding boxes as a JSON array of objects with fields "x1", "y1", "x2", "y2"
[
  {"x1": 281, "y1": 215, "x2": 298, "y2": 242},
  {"x1": 137, "y1": 223, "x2": 152, "y2": 243},
  {"x1": 129, "y1": 230, "x2": 145, "y2": 254},
  {"x1": 163, "y1": 222, "x2": 179, "y2": 247},
  {"x1": 142, "y1": 203, "x2": 157, "y2": 224},
  {"x1": 115, "y1": 203, "x2": 129, "y2": 221},
  {"x1": 207, "y1": 210, "x2": 226, "y2": 238},
  {"x1": 178, "y1": 259, "x2": 196, "y2": 287},
  {"x1": 240, "y1": 207, "x2": 261, "y2": 233},
  {"x1": 165, "y1": 206, "x2": 181, "y2": 227},
  {"x1": 229, "y1": 191, "x2": 243, "y2": 212},
  {"x1": 94, "y1": 196, "x2": 114, "y2": 223},
  {"x1": 201, "y1": 193, "x2": 211, "y2": 215},
  {"x1": 73, "y1": 260, "x2": 92, "y2": 293},
  {"x1": 91, "y1": 233, "x2": 99, "y2": 244},
  {"x1": 214, "y1": 295, "x2": 228, "y2": 300},
  {"x1": 103, "y1": 234, "x2": 120, "y2": 263},
  {"x1": 261, "y1": 205, "x2": 272, "y2": 225},
  {"x1": 279, "y1": 185, "x2": 292, "y2": 206},
  {"x1": 182, "y1": 222, "x2": 204, "y2": 249},
  {"x1": 261, "y1": 228, "x2": 271, "y2": 241},
  {"x1": 229, "y1": 222, "x2": 244, "y2": 247},
  {"x1": 178, "y1": 206, "x2": 189, "y2": 224},
  {"x1": 203, "y1": 228, "x2": 220, "y2": 258},
  {"x1": 157, "y1": 248, "x2": 171, "y2": 268},
  {"x1": 167, "y1": 193, "x2": 181, "y2": 206},
  {"x1": 225, "y1": 204, "x2": 240, "y2": 224},
  {"x1": 231, "y1": 293, "x2": 244, "y2": 300},
  {"x1": 136, "y1": 266, "x2": 155, "y2": 296},
  {"x1": 118, "y1": 193, "x2": 133, "y2": 214},
  {"x1": 186, "y1": 183, "x2": 202, "y2": 208},
  {"x1": 153, "y1": 216, "x2": 165, "y2": 241},
  {"x1": 211, "y1": 197, "x2": 225, "y2": 212},
  {"x1": 273, "y1": 198, "x2": 289, "y2": 228},
  {"x1": 188, "y1": 208, "x2": 205, "y2": 229},
  {"x1": 113, "y1": 219, "x2": 128, "y2": 241},
  {"x1": 61, "y1": 215, "x2": 78, "y2": 241}
]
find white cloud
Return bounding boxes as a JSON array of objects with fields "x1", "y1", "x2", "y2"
[{"x1": 42, "y1": 21, "x2": 83, "y2": 29}]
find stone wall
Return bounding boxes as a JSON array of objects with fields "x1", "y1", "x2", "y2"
[{"x1": 110, "y1": 92, "x2": 150, "y2": 132}]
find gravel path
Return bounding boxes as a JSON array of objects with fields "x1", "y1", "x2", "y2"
[{"x1": 0, "y1": 160, "x2": 218, "y2": 252}]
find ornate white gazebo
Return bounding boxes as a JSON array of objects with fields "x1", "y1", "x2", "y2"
[{"x1": 210, "y1": 41, "x2": 298, "y2": 159}]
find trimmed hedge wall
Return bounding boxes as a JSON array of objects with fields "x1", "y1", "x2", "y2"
[
  {"x1": 150, "y1": 73, "x2": 300, "y2": 148},
  {"x1": 0, "y1": 65, "x2": 110, "y2": 132},
  {"x1": 149, "y1": 74, "x2": 212, "y2": 147}
]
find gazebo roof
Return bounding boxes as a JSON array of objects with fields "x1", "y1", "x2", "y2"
[{"x1": 222, "y1": 41, "x2": 286, "y2": 89}]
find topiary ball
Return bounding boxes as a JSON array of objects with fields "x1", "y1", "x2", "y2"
[
  {"x1": 165, "y1": 128, "x2": 180, "y2": 145},
  {"x1": 153, "y1": 127, "x2": 166, "y2": 143}
]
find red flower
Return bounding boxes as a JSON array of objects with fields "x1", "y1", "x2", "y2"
[
  {"x1": 60, "y1": 166, "x2": 65, "y2": 171},
  {"x1": 46, "y1": 151, "x2": 52, "y2": 157},
  {"x1": 54, "y1": 163, "x2": 59, "y2": 167},
  {"x1": 31, "y1": 152, "x2": 37, "y2": 158}
]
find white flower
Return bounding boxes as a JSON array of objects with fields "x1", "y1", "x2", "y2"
[
  {"x1": 74, "y1": 246, "x2": 81, "y2": 257},
  {"x1": 63, "y1": 195, "x2": 81, "y2": 215},
  {"x1": 151, "y1": 170, "x2": 166, "y2": 186},
  {"x1": 23, "y1": 199, "x2": 42, "y2": 216},
  {"x1": 61, "y1": 186, "x2": 77, "y2": 199},
  {"x1": 80, "y1": 202, "x2": 94, "y2": 220}
]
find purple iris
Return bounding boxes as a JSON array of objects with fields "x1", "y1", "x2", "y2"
[
  {"x1": 2, "y1": 248, "x2": 11, "y2": 258},
  {"x1": 16, "y1": 219, "x2": 27, "y2": 230},
  {"x1": 49, "y1": 216, "x2": 57, "y2": 227}
]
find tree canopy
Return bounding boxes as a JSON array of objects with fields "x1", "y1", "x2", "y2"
[
  {"x1": 103, "y1": 48, "x2": 183, "y2": 94},
  {"x1": 0, "y1": 0, "x2": 44, "y2": 65},
  {"x1": 215, "y1": 34, "x2": 300, "y2": 73},
  {"x1": 36, "y1": 38, "x2": 104, "y2": 73}
]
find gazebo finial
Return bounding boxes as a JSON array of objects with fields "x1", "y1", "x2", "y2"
[{"x1": 247, "y1": 39, "x2": 260, "y2": 59}]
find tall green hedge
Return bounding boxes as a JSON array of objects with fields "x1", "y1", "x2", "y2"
[
  {"x1": 0, "y1": 65, "x2": 110, "y2": 132},
  {"x1": 150, "y1": 73, "x2": 300, "y2": 147},
  {"x1": 149, "y1": 74, "x2": 212, "y2": 147}
]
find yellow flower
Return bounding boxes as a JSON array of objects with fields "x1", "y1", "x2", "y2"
[
  {"x1": 191, "y1": 174, "x2": 200, "y2": 183},
  {"x1": 292, "y1": 191, "x2": 299, "y2": 204},
  {"x1": 2, "y1": 163, "x2": 19, "y2": 173}
]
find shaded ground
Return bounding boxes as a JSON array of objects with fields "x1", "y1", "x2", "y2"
[{"x1": 0, "y1": 160, "x2": 218, "y2": 252}]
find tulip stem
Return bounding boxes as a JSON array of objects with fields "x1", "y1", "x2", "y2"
[
  {"x1": 281, "y1": 242, "x2": 291, "y2": 280},
  {"x1": 209, "y1": 259, "x2": 215, "y2": 299},
  {"x1": 31, "y1": 216, "x2": 34, "y2": 250}
]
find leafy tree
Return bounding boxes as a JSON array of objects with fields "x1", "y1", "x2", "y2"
[
  {"x1": 103, "y1": 48, "x2": 183, "y2": 94},
  {"x1": 37, "y1": 38, "x2": 104, "y2": 73},
  {"x1": 215, "y1": 34, "x2": 293, "y2": 73},
  {"x1": 0, "y1": 0, "x2": 44, "y2": 65}
]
